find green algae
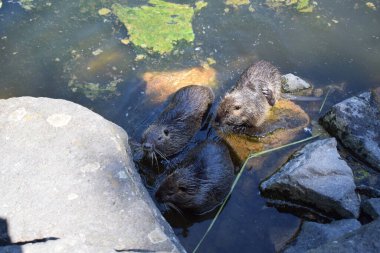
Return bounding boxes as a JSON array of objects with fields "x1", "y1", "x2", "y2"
[
  {"x1": 266, "y1": 0, "x2": 314, "y2": 13},
  {"x1": 68, "y1": 79, "x2": 123, "y2": 101},
  {"x1": 354, "y1": 169, "x2": 371, "y2": 181},
  {"x1": 18, "y1": 0, "x2": 34, "y2": 10},
  {"x1": 112, "y1": 0, "x2": 200, "y2": 54},
  {"x1": 225, "y1": 0, "x2": 250, "y2": 6}
]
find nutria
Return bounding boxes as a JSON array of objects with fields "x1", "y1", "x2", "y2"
[
  {"x1": 215, "y1": 61, "x2": 282, "y2": 134},
  {"x1": 155, "y1": 141, "x2": 234, "y2": 215},
  {"x1": 141, "y1": 85, "x2": 214, "y2": 159}
]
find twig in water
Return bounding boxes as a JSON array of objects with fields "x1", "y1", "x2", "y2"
[{"x1": 319, "y1": 89, "x2": 331, "y2": 113}]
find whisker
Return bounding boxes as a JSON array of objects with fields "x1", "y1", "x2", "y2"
[{"x1": 167, "y1": 202, "x2": 185, "y2": 218}]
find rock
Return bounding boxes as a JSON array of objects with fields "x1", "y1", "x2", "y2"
[
  {"x1": 283, "y1": 219, "x2": 361, "y2": 253},
  {"x1": 309, "y1": 218, "x2": 380, "y2": 253},
  {"x1": 0, "y1": 97, "x2": 185, "y2": 253},
  {"x1": 221, "y1": 99, "x2": 310, "y2": 162},
  {"x1": 320, "y1": 91, "x2": 380, "y2": 171},
  {"x1": 260, "y1": 138, "x2": 360, "y2": 219},
  {"x1": 282, "y1": 73, "x2": 311, "y2": 93},
  {"x1": 362, "y1": 198, "x2": 380, "y2": 220},
  {"x1": 143, "y1": 66, "x2": 217, "y2": 103}
]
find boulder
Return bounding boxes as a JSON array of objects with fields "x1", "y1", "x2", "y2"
[
  {"x1": 260, "y1": 138, "x2": 360, "y2": 219},
  {"x1": 281, "y1": 73, "x2": 311, "y2": 93},
  {"x1": 362, "y1": 198, "x2": 380, "y2": 220},
  {"x1": 0, "y1": 97, "x2": 185, "y2": 253},
  {"x1": 283, "y1": 219, "x2": 361, "y2": 253},
  {"x1": 320, "y1": 91, "x2": 380, "y2": 171},
  {"x1": 309, "y1": 219, "x2": 380, "y2": 253}
]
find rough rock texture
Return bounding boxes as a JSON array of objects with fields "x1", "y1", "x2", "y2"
[
  {"x1": 281, "y1": 73, "x2": 311, "y2": 92},
  {"x1": 320, "y1": 91, "x2": 380, "y2": 171},
  {"x1": 260, "y1": 138, "x2": 360, "y2": 219},
  {"x1": 284, "y1": 219, "x2": 361, "y2": 253},
  {"x1": 362, "y1": 198, "x2": 380, "y2": 220},
  {"x1": 0, "y1": 97, "x2": 185, "y2": 253},
  {"x1": 309, "y1": 218, "x2": 380, "y2": 253}
]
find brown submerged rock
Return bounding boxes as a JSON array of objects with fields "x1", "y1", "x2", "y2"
[
  {"x1": 143, "y1": 66, "x2": 217, "y2": 103},
  {"x1": 220, "y1": 99, "x2": 310, "y2": 161}
]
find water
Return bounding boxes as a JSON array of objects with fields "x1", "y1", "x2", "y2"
[{"x1": 1, "y1": 0, "x2": 379, "y2": 252}]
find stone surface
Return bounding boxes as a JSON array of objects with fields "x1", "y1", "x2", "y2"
[
  {"x1": 309, "y1": 218, "x2": 380, "y2": 253},
  {"x1": 362, "y1": 198, "x2": 380, "y2": 220},
  {"x1": 282, "y1": 73, "x2": 311, "y2": 92},
  {"x1": 143, "y1": 66, "x2": 217, "y2": 103},
  {"x1": 0, "y1": 97, "x2": 185, "y2": 253},
  {"x1": 260, "y1": 138, "x2": 360, "y2": 219},
  {"x1": 221, "y1": 99, "x2": 310, "y2": 162},
  {"x1": 320, "y1": 91, "x2": 380, "y2": 171},
  {"x1": 284, "y1": 219, "x2": 361, "y2": 253}
]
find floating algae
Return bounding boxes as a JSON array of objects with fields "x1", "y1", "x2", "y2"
[
  {"x1": 225, "y1": 0, "x2": 251, "y2": 6},
  {"x1": 112, "y1": 0, "x2": 207, "y2": 54},
  {"x1": 266, "y1": 0, "x2": 314, "y2": 13}
]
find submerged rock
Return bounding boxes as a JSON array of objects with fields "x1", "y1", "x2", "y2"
[
  {"x1": 221, "y1": 99, "x2": 310, "y2": 161},
  {"x1": 362, "y1": 198, "x2": 380, "y2": 220},
  {"x1": 320, "y1": 90, "x2": 380, "y2": 171},
  {"x1": 260, "y1": 138, "x2": 360, "y2": 219},
  {"x1": 309, "y1": 219, "x2": 380, "y2": 253},
  {"x1": 282, "y1": 73, "x2": 311, "y2": 92},
  {"x1": 143, "y1": 66, "x2": 217, "y2": 103},
  {"x1": 266, "y1": 0, "x2": 314, "y2": 13},
  {"x1": 284, "y1": 219, "x2": 361, "y2": 253},
  {"x1": 0, "y1": 97, "x2": 185, "y2": 253}
]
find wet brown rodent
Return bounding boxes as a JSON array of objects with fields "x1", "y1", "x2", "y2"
[
  {"x1": 155, "y1": 141, "x2": 234, "y2": 215},
  {"x1": 215, "y1": 61, "x2": 282, "y2": 134},
  {"x1": 141, "y1": 85, "x2": 214, "y2": 159}
]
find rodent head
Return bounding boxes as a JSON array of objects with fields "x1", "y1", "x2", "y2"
[
  {"x1": 155, "y1": 168, "x2": 201, "y2": 212},
  {"x1": 215, "y1": 86, "x2": 269, "y2": 133}
]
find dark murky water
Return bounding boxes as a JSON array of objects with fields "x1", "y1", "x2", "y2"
[{"x1": 1, "y1": 0, "x2": 379, "y2": 252}]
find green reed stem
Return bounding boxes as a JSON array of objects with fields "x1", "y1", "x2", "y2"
[
  {"x1": 192, "y1": 134, "x2": 321, "y2": 253},
  {"x1": 319, "y1": 89, "x2": 330, "y2": 113}
]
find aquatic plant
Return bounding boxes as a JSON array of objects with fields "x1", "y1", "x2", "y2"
[
  {"x1": 225, "y1": 0, "x2": 251, "y2": 6},
  {"x1": 266, "y1": 0, "x2": 314, "y2": 13},
  {"x1": 192, "y1": 134, "x2": 321, "y2": 253},
  {"x1": 112, "y1": 0, "x2": 207, "y2": 54}
]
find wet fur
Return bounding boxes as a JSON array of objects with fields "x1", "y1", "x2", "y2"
[
  {"x1": 155, "y1": 141, "x2": 234, "y2": 215},
  {"x1": 142, "y1": 85, "x2": 214, "y2": 158},
  {"x1": 216, "y1": 61, "x2": 282, "y2": 134}
]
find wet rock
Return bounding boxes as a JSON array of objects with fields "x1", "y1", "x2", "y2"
[
  {"x1": 309, "y1": 218, "x2": 380, "y2": 253},
  {"x1": 0, "y1": 97, "x2": 185, "y2": 253},
  {"x1": 221, "y1": 99, "x2": 309, "y2": 162},
  {"x1": 282, "y1": 73, "x2": 311, "y2": 93},
  {"x1": 143, "y1": 66, "x2": 217, "y2": 103},
  {"x1": 362, "y1": 198, "x2": 380, "y2": 220},
  {"x1": 320, "y1": 91, "x2": 380, "y2": 171},
  {"x1": 284, "y1": 219, "x2": 361, "y2": 253},
  {"x1": 260, "y1": 138, "x2": 360, "y2": 219}
]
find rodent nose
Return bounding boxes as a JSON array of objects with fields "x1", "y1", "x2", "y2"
[{"x1": 143, "y1": 142, "x2": 153, "y2": 151}]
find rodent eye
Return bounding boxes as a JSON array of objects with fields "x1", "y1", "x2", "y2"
[
  {"x1": 234, "y1": 105, "x2": 241, "y2": 110},
  {"x1": 163, "y1": 129, "x2": 169, "y2": 136},
  {"x1": 178, "y1": 186, "x2": 187, "y2": 192}
]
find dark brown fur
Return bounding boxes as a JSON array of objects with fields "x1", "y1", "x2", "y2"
[
  {"x1": 142, "y1": 85, "x2": 214, "y2": 159},
  {"x1": 215, "y1": 61, "x2": 282, "y2": 134},
  {"x1": 155, "y1": 141, "x2": 234, "y2": 215}
]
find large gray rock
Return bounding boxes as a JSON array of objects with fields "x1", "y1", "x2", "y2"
[
  {"x1": 309, "y1": 219, "x2": 380, "y2": 253},
  {"x1": 362, "y1": 198, "x2": 380, "y2": 220},
  {"x1": 320, "y1": 91, "x2": 380, "y2": 171},
  {"x1": 0, "y1": 97, "x2": 185, "y2": 253},
  {"x1": 282, "y1": 73, "x2": 311, "y2": 92},
  {"x1": 260, "y1": 138, "x2": 360, "y2": 219},
  {"x1": 284, "y1": 219, "x2": 361, "y2": 253}
]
